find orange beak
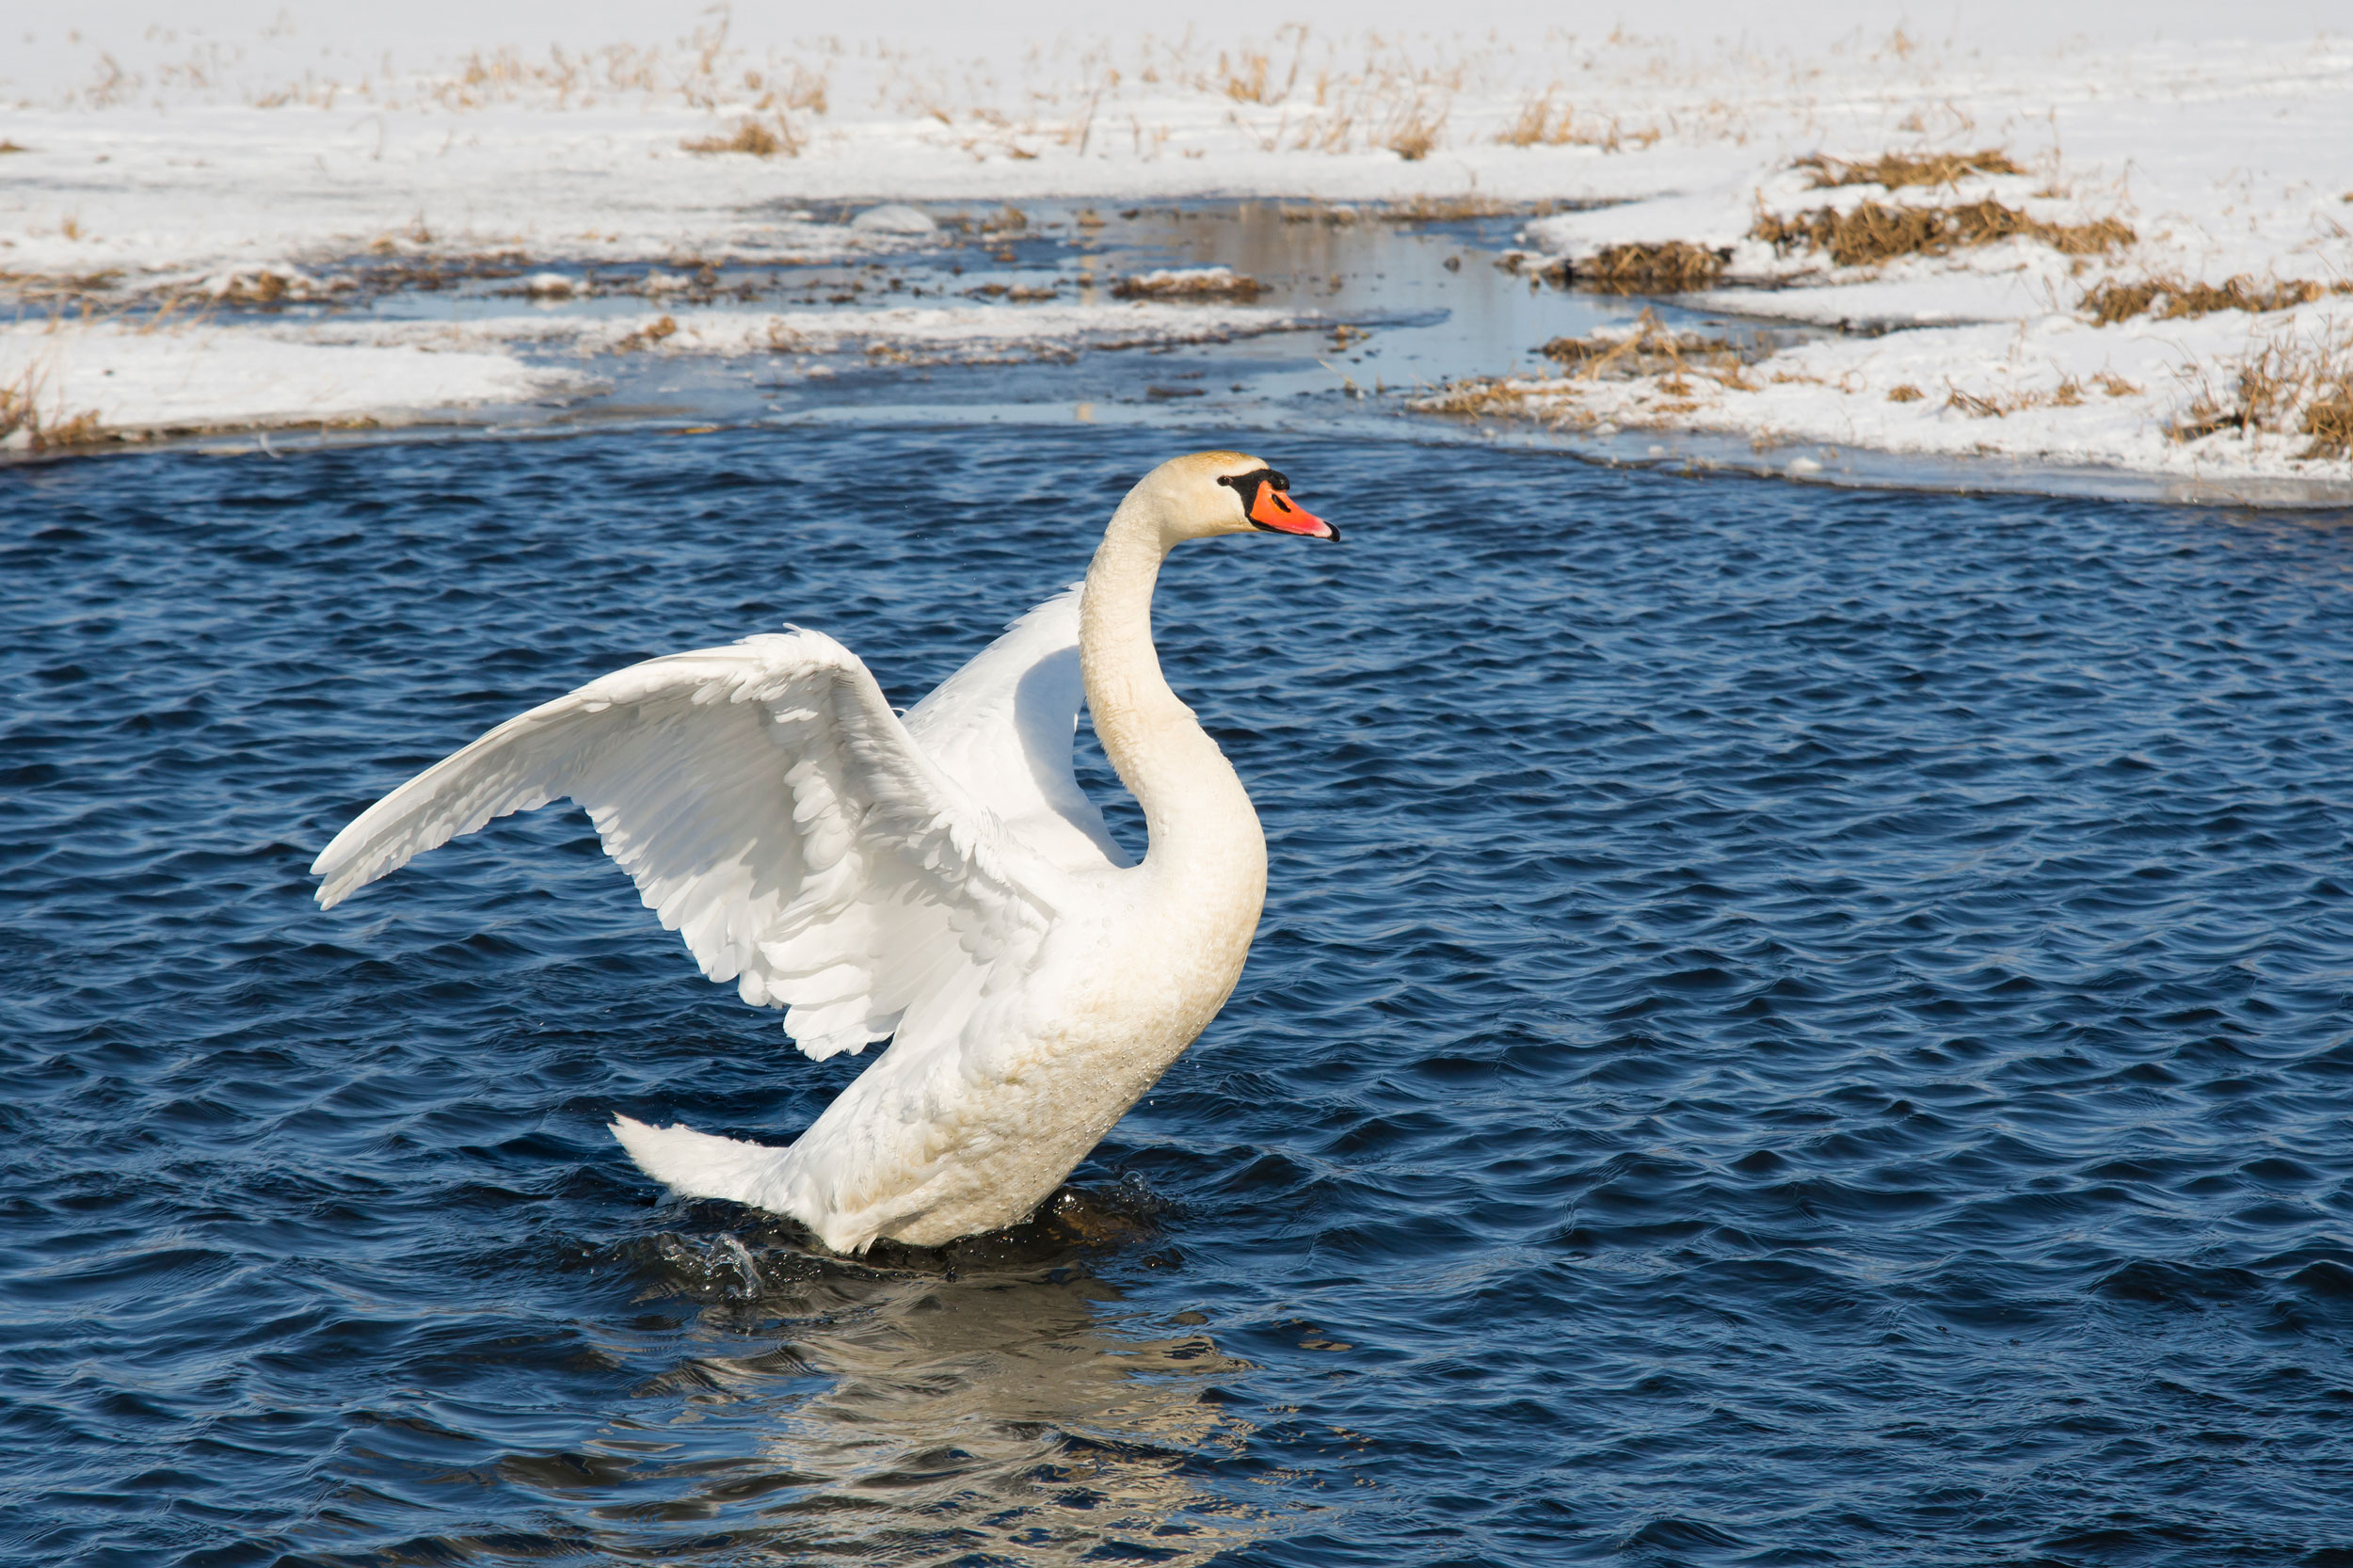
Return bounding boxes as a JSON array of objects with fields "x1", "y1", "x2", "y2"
[{"x1": 1249, "y1": 482, "x2": 1337, "y2": 540}]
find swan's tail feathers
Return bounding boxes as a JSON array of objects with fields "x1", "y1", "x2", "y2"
[{"x1": 610, "y1": 1114, "x2": 790, "y2": 1211}]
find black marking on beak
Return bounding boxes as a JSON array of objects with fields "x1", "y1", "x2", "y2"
[{"x1": 1217, "y1": 467, "x2": 1285, "y2": 519}]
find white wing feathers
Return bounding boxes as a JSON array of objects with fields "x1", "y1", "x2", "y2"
[
  {"x1": 312, "y1": 589, "x2": 1116, "y2": 1063},
  {"x1": 904, "y1": 584, "x2": 1131, "y2": 872}
]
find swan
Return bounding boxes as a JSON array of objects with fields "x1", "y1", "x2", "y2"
[{"x1": 312, "y1": 450, "x2": 1338, "y2": 1252}]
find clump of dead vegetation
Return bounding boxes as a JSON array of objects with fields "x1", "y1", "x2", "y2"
[
  {"x1": 1537, "y1": 313, "x2": 1756, "y2": 383},
  {"x1": 398, "y1": 18, "x2": 833, "y2": 119},
  {"x1": 1109, "y1": 267, "x2": 1267, "y2": 302},
  {"x1": 2, "y1": 267, "x2": 126, "y2": 307},
  {"x1": 1494, "y1": 91, "x2": 1660, "y2": 152},
  {"x1": 2170, "y1": 334, "x2": 2353, "y2": 460},
  {"x1": 1932, "y1": 369, "x2": 2144, "y2": 421},
  {"x1": 682, "y1": 112, "x2": 800, "y2": 156},
  {"x1": 0, "y1": 140, "x2": 30, "y2": 154},
  {"x1": 1417, "y1": 312, "x2": 1761, "y2": 422},
  {"x1": 1753, "y1": 200, "x2": 2135, "y2": 268},
  {"x1": 1, "y1": 367, "x2": 104, "y2": 454},
  {"x1": 2306, "y1": 386, "x2": 2353, "y2": 460},
  {"x1": 216, "y1": 270, "x2": 297, "y2": 305},
  {"x1": 2079, "y1": 274, "x2": 2337, "y2": 325},
  {"x1": 1796, "y1": 149, "x2": 2025, "y2": 189},
  {"x1": 1513, "y1": 242, "x2": 1727, "y2": 295},
  {"x1": 1496, "y1": 93, "x2": 1577, "y2": 147},
  {"x1": 1380, "y1": 99, "x2": 1448, "y2": 161},
  {"x1": 207, "y1": 266, "x2": 351, "y2": 307},
  {"x1": 1414, "y1": 377, "x2": 1550, "y2": 418},
  {"x1": 613, "y1": 314, "x2": 680, "y2": 352}
]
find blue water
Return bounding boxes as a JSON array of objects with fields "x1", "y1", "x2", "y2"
[{"x1": 7, "y1": 428, "x2": 2353, "y2": 1566}]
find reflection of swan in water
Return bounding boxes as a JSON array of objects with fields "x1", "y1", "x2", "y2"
[{"x1": 593, "y1": 1204, "x2": 1270, "y2": 1564}]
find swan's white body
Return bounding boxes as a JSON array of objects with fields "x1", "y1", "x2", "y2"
[{"x1": 312, "y1": 451, "x2": 1334, "y2": 1252}]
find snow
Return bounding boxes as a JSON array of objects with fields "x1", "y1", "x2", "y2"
[
  {"x1": 0, "y1": 299, "x2": 1306, "y2": 441},
  {"x1": 1498, "y1": 40, "x2": 2353, "y2": 486},
  {"x1": 1425, "y1": 312, "x2": 2331, "y2": 480},
  {"x1": 4, "y1": 12, "x2": 2350, "y2": 487},
  {"x1": 0, "y1": 319, "x2": 591, "y2": 443}
]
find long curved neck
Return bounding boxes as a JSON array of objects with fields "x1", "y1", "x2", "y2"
[{"x1": 1080, "y1": 494, "x2": 1262, "y2": 876}]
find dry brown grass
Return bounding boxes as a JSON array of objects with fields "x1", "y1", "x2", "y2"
[
  {"x1": 751, "y1": 65, "x2": 829, "y2": 116},
  {"x1": 613, "y1": 314, "x2": 680, "y2": 352},
  {"x1": 2169, "y1": 334, "x2": 2353, "y2": 460},
  {"x1": 1887, "y1": 383, "x2": 1924, "y2": 402},
  {"x1": 1382, "y1": 99, "x2": 1447, "y2": 162},
  {"x1": 1497, "y1": 93, "x2": 1576, "y2": 147},
  {"x1": 2305, "y1": 386, "x2": 2353, "y2": 460},
  {"x1": 2, "y1": 267, "x2": 126, "y2": 305},
  {"x1": 681, "y1": 114, "x2": 799, "y2": 157},
  {"x1": 1109, "y1": 268, "x2": 1266, "y2": 302},
  {"x1": 1926, "y1": 372, "x2": 2118, "y2": 421},
  {"x1": 2, "y1": 366, "x2": 105, "y2": 453},
  {"x1": 38, "y1": 408, "x2": 104, "y2": 447},
  {"x1": 214, "y1": 269, "x2": 303, "y2": 306},
  {"x1": 1218, "y1": 48, "x2": 1297, "y2": 105},
  {"x1": 1414, "y1": 376, "x2": 1539, "y2": 417},
  {"x1": 1417, "y1": 314, "x2": 1757, "y2": 424},
  {"x1": 1753, "y1": 200, "x2": 2135, "y2": 268},
  {"x1": 1496, "y1": 100, "x2": 1658, "y2": 153},
  {"x1": 1561, "y1": 242, "x2": 1728, "y2": 295},
  {"x1": 2080, "y1": 279, "x2": 2163, "y2": 324},
  {"x1": 1493, "y1": 91, "x2": 1654, "y2": 151},
  {"x1": 1, "y1": 376, "x2": 35, "y2": 444},
  {"x1": 1538, "y1": 312, "x2": 1755, "y2": 384},
  {"x1": 1797, "y1": 149, "x2": 2025, "y2": 189},
  {"x1": 0, "y1": 140, "x2": 30, "y2": 154},
  {"x1": 2081, "y1": 274, "x2": 2327, "y2": 325}
]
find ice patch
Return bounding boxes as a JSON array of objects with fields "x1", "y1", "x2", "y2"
[{"x1": 851, "y1": 205, "x2": 940, "y2": 234}]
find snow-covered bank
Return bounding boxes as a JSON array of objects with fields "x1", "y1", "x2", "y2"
[
  {"x1": 0, "y1": 296, "x2": 1307, "y2": 447},
  {"x1": 1479, "y1": 47, "x2": 2353, "y2": 485},
  {"x1": 1415, "y1": 310, "x2": 2353, "y2": 488},
  {"x1": 0, "y1": 321, "x2": 594, "y2": 448},
  {"x1": 5, "y1": 18, "x2": 2350, "y2": 487}
]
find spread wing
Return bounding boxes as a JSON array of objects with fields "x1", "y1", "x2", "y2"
[
  {"x1": 904, "y1": 584, "x2": 1131, "y2": 872},
  {"x1": 311, "y1": 622, "x2": 1080, "y2": 1063}
]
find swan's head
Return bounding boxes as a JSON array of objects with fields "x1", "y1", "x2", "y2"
[{"x1": 1138, "y1": 450, "x2": 1338, "y2": 545}]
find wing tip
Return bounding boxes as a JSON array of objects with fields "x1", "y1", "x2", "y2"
[{"x1": 309, "y1": 843, "x2": 368, "y2": 910}]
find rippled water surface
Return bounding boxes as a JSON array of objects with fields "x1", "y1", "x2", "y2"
[{"x1": 8, "y1": 427, "x2": 2353, "y2": 1566}]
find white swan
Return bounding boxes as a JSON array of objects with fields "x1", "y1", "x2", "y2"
[{"x1": 312, "y1": 451, "x2": 1337, "y2": 1252}]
